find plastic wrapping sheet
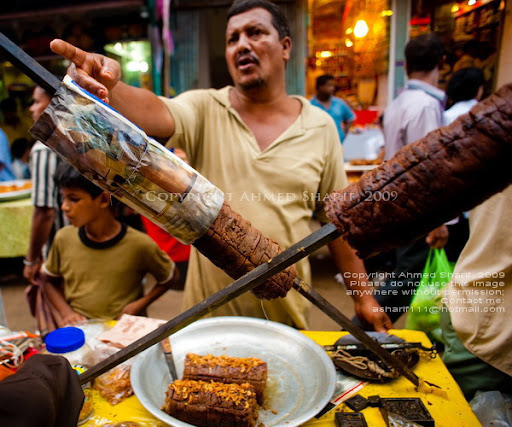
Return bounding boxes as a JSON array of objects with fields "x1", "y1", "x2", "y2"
[{"x1": 30, "y1": 76, "x2": 224, "y2": 244}]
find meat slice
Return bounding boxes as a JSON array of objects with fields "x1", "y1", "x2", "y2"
[
  {"x1": 163, "y1": 379, "x2": 259, "y2": 427},
  {"x1": 182, "y1": 353, "x2": 267, "y2": 404}
]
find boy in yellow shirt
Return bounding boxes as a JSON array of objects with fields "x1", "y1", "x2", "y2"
[{"x1": 41, "y1": 163, "x2": 178, "y2": 326}]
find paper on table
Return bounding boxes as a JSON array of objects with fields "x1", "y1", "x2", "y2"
[{"x1": 97, "y1": 314, "x2": 165, "y2": 348}]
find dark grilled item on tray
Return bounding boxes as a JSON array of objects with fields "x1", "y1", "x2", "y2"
[
  {"x1": 329, "y1": 333, "x2": 420, "y2": 383},
  {"x1": 326, "y1": 83, "x2": 512, "y2": 259},
  {"x1": 194, "y1": 202, "x2": 297, "y2": 300},
  {"x1": 183, "y1": 353, "x2": 267, "y2": 404},
  {"x1": 335, "y1": 411, "x2": 369, "y2": 427},
  {"x1": 162, "y1": 379, "x2": 258, "y2": 427}
]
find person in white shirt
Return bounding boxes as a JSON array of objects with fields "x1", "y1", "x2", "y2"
[
  {"x1": 370, "y1": 34, "x2": 449, "y2": 325},
  {"x1": 443, "y1": 67, "x2": 484, "y2": 126}
]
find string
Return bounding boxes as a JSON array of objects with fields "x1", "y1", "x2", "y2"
[
  {"x1": 111, "y1": 139, "x2": 150, "y2": 196},
  {"x1": 260, "y1": 301, "x2": 270, "y2": 321}
]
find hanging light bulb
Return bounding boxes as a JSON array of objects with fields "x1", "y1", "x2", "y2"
[
  {"x1": 468, "y1": 0, "x2": 476, "y2": 5},
  {"x1": 451, "y1": 4, "x2": 460, "y2": 13},
  {"x1": 353, "y1": 19, "x2": 369, "y2": 38},
  {"x1": 345, "y1": 38, "x2": 354, "y2": 48}
]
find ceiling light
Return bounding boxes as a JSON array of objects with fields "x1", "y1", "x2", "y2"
[{"x1": 354, "y1": 20, "x2": 369, "y2": 38}]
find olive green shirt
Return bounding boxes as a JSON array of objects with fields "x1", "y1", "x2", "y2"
[
  {"x1": 161, "y1": 87, "x2": 347, "y2": 329},
  {"x1": 43, "y1": 225, "x2": 174, "y2": 320}
]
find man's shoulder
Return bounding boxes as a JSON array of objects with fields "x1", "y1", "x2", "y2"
[
  {"x1": 332, "y1": 96, "x2": 350, "y2": 107},
  {"x1": 166, "y1": 87, "x2": 230, "y2": 107},
  {"x1": 302, "y1": 97, "x2": 333, "y2": 123},
  {"x1": 386, "y1": 89, "x2": 439, "y2": 117},
  {"x1": 31, "y1": 141, "x2": 55, "y2": 154}
]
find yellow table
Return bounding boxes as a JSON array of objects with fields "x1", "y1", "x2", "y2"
[
  {"x1": 0, "y1": 197, "x2": 33, "y2": 257},
  {"x1": 83, "y1": 330, "x2": 481, "y2": 427}
]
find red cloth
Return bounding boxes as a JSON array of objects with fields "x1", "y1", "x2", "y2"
[{"x1": 141, "y1": 217, "x2": 190, "y2": 262}]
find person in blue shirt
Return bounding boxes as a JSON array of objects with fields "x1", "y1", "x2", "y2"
[
  {"x1": 310, "y1": 74, "x2": 355, "y2": 142},
  {"x1": 0, "y1": 128, "x2": 15, "y2": 181}
]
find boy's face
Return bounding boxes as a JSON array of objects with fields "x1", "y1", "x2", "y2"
[{"x1": 60, "y1": 187, "x2": 105, "y2": 228}]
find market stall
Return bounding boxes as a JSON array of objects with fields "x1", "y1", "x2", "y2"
[
  {"x1": 0, "y1": 180, "x2": 33, "y2": 258},
  {"x1": 87, "y1": 325, "x2": 479, "y2": 426},
  {"x1": 1, "y1": 30, "x2": 511, "y2": 427},
  {"x1": 0, "y1": 317, "x2": 481, "y2": 426}
]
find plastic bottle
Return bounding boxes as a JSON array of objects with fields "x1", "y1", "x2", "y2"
[
  {"x1": 44, "y1": 326, "x2": 93, "y2": 366},
  {"x1": 45, "y1": 327, "x2": 95, "y2": 424}
]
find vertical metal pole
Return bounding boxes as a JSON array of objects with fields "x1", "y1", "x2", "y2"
[{"x1": 388, "y1": 0, "x2": 411, "y2": 102}]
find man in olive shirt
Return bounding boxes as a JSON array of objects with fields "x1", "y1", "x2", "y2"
[{"x1": 50, "y1": 0, "x2": 391, "y2": 331}]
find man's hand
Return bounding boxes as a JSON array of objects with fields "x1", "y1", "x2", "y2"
[
  {"x1": 50, "y1": 39, "x2": 121, "y2": 104},
  {"x1": 426, "y1": 225, "x2": 449, "y2": 249},
  {"x1": 23, "y1": 261, "x2": 42, "y2": 285},
  {"x1": 354, "y1": 297, "x2": 393, "y2": 333}
]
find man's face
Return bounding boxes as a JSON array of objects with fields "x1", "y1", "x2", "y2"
[
  {"x1": 29, "y1": 86, "x2": 51, "y2": 122},
  {"x1": 225, "y1": 8, "x2": 290, "y2": 90},
  {"x1": 318, "y1": 80, "x2": 336, "y2": 97}
]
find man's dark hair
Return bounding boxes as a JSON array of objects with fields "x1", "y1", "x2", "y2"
[
  {"x1": 446, "y1": 67, "x2": 484, "y2": 103},
  {"x1": 55, "y1": 162, "x2": 103, "y2": 199},
  {"x1": 227, "y1": 0, "x2": 290, "y2": 39},
  {"x1": 11, "y1": 138, "x2": 30, "y2": 159},
  {"x1": 315, "y1": 74, "x2": 334, "y2": 90},
  {"x1": 405, "y1": 33, "x2": 444, "y2": 74}
]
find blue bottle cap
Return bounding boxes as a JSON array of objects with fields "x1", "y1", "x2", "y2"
[{"x1": 45, "y1": 327, "x2": 85, "y2": 354}]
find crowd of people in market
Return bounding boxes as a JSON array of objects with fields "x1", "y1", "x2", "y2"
[{"x1": 0, "y1": 0, "x2": 510, "y2": 425}]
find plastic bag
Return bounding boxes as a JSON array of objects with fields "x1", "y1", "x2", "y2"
[
  {"x1": 470, "y1": 391, "x2": 512, "y2": 427},
  {"x1": 30, "y1": 75, "x2": 224, "y2": 244},
  {"x1": 405, "y1": 248, "x2": 454, "y2": 341},
  {"x1": 93, "y1": 363, "x2": 133, "y2": 405},
  {"x1": 91, "y1": 342, "x2": 134, "y2": 405}
]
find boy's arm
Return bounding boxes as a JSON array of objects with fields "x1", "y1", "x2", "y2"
[
  {"x1": 119, "y1": 268, "x2": 180, "y2": 317},
  {"x1": 41, "y1": 272, "x2": 87, "y2": 327}
]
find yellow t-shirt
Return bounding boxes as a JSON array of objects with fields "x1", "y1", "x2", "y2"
[
  {"x1": 44, "y1": 224, "x2": 174, "y2": 320},
  {"x1": 161, "y1": 87, "x2": 348, "y2": 329}
]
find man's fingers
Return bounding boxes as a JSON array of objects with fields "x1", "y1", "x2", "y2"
[
  {"x1": 50, "y1": 39, "x2": 88, "y2": 68},
  {"x1": 73, "y1": 66, "x2": 110, "y2": 103}
]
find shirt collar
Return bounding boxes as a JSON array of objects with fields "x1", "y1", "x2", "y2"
[{"x1": 406, "y1": 79, "x2": 446, "y2": 106}]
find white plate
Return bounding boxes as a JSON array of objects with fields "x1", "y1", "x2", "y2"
[
  {"x1": 131, "y1": 317, "x2": 337, "y2": 427},
  {"x1": 344, "y1": 163, "x2": 380, "y2": 172},
  {"x1": 0, "y1": 179, "x2": 32, "y2": 201}
]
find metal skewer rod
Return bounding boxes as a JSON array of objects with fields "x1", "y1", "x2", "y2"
[
  {"x1": 0, "y1": 32, "x2": 421, "y2": 388},
  {"x1": 79, "y1": 223, "x2": 340, "y2": 384}
]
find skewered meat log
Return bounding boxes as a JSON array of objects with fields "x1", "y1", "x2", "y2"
[
  {"x1": 31, "y1": 76, "x2": 512, "y2": 301},
  {"x1": 325, "y1": 84, "x2": 512, "y2": 258}
]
